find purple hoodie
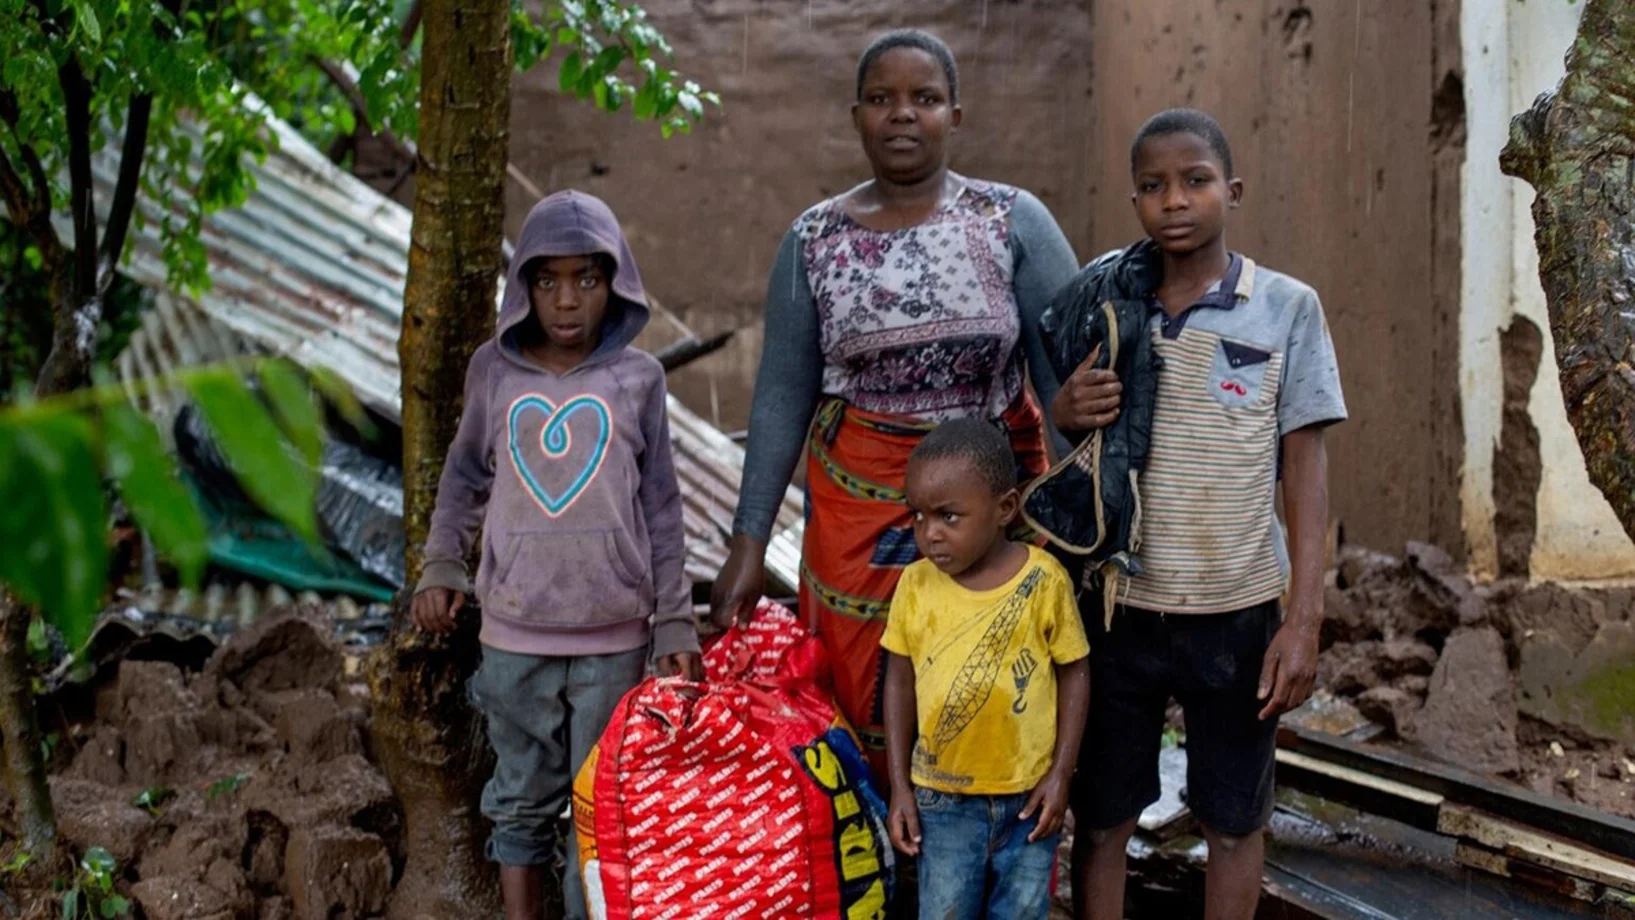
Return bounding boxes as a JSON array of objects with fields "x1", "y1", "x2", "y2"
[{"x1": 415, "y1": 191, "x2": 696, "y2": 660}]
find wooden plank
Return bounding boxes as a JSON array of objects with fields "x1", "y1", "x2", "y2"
[
  {"x1": 1453, "y1": 840, "x2": 1604, "y2": 904},
  {"x1": 1438, "y1": 803, "x2": 1635, "y2": 892},
  {"x1": 1455, "y1": 841, "x2": 1515, "y2": 879},
  {"x1": 1275, "y1": 749, "x2": 1445, "y2": 831},
  {"x1": 1278, "y1": 726, "x2": 1635, "y2": 861}
]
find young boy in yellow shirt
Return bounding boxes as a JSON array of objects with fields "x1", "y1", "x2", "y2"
[{"x1": 881, "y1": 418, "x2": 1091, "y2": 920}]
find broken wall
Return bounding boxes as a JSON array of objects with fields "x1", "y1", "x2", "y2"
[
  {"x1": 503, "y1": 0, "x2": 1097, "y2": 431},
  {"x1": 1079, "y1": 0, "x2": 1464, "y2": 557},
  {"x1": 1459, "y1": 0, "x2": 1635, "y2": 579},
  {"x1": 500, "y1": 0, "x2": 1635, "y2": 578}
]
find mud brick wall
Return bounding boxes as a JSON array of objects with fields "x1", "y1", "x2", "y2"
[{"x1": 501, "y1": 0, "x2": 1464, "y2": 557}]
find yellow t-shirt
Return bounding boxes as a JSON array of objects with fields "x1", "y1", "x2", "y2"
[{"x1": 880, "y1": 546, "x2": 1090, "y2": 795}]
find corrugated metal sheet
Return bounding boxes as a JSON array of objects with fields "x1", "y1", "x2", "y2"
[{"x1": 89, "y1": 112, "x2": 803, "y2": 593}]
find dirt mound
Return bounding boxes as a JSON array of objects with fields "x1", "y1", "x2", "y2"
[
  {"x1": 1318, "y1": 543, "x2": 1635, "y2": 818},
  {"x1": 35, "y1": 607, "x2": 400, "y2": 920}
]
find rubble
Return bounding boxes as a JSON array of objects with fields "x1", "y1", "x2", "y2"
[
  {"x1": 23, "y1": 608, "x2": 403, "y2": 920},
  {"x1": 1405, "y1": 627, "x2": 1521, "y2": 774},
  {"x1": 1316, "y1": 541, "x2": 1635, "y2": 818}
]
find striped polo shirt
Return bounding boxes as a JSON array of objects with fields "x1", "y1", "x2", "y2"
[{"x1": 1120, "y1": 254, "x2": 1347, "y2": 614}]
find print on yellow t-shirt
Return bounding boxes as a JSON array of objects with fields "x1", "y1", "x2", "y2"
[{"x1": 881, "y1": 546, "x2": 1090, "y2": 795}]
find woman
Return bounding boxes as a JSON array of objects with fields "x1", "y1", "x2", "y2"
[{"x1": 713, "y1": 28, "x2": 1080, "y2": 768}]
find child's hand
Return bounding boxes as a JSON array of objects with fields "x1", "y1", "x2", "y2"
[
  {"x1": 1051, "y1": 344, "x2": 1123, "y2": 433},
  {"x1": 888, "y1": 788, "x2": 921, "y2": 856},
  {"x1": 1020, "y1": 767, "x2": 1071, "y2": 842},
  {"x1": 1257, "y1": 618, "x2": 1321, "y2": 720},
  {"x1": 410, "y1": 587, "x2": 464, "y2": 634},
  {"x1": 656, "y1": 652, "x2": 703, "y2": 681}
]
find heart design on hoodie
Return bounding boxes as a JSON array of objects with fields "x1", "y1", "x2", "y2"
[{"x1": 507, "y1": 393, "x2": 612, "y2": 518}]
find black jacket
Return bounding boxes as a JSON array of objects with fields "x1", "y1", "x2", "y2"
[{"x1": 1021, "y1": 240, "x2": 1162, "y2": 624}]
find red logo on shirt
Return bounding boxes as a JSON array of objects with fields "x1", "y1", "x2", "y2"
[{"x1": 1220, "y1": 381, "x2": 1248, "y2": 396}]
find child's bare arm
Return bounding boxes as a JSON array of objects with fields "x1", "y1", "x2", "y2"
[
  {"x1": 1258, "y1": 425, "x2": 1327, "y2": 719},
  {"x1": 1023, "y1": 656, "x2": 1088, "y2": 841},
  {"x1": 883, "y1": 652, "x2": 921, "y2": 855}
]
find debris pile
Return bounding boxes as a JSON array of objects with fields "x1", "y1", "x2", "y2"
[
  {"x1": 1318, "y1": 542, "x2": 1635, "y2": 817},
  {"x1": 41, "y1": 608, "x2": 399, "y2": 920}
]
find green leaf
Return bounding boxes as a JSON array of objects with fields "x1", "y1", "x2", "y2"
[
  {"x1": 257, "y1": 360, "x2": 322, "y2": 466},
  {"x1": 590, "y1": 45, "x2": 624, "y2": 79},
  {"x1": 183, "y1": 369, "x2": 318, "y2": 542},
  {"x1": 0, "y1": 413, "x2": 109, "y2": 647},
  {"x1": 82, "y1": 848, "x2": 115, "y2": 876},
  {"x1": 677, "y1": 91, "x2": 702, "y2": 120},
  {"x1": 632, "y1": 81, "x2": 658, "y2": 120},
  {"x1": 307, "y1": 366, "x2": 373, "y2": 436},
  {"x1": 2, "y1": 850, "x2": 33, "y2": 874},
  {"x1": 131, "y1": 786, "x2": 174, "y2": 815},
  {"x1": 100, "y1": 404, "x2": 208, "y2": 588},
  {"x1": 2, "y1": 56, "x2": 27, "y2": 88},
  {"x1": 558, "y1": 51, "x2": 582, "y2": 93},
  {"x1": 205, "y1": 771, "x2": 251, "y2": 802},
  {"x1": 61, "y1": 888, "x2": 78, "y2": 920},
  {"x1": 77, "y1": 4, "x2": 100, "y2": 43},
  {"x1": 26, "y1": 617, "x2": 50, "y2": 662}
]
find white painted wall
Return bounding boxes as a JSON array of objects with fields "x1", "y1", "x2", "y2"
[{"x1": 1460, "y1": 0, "x2": 1635, "y2": 580}]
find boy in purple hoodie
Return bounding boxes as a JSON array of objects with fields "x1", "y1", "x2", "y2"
[{"x1": 410, "y1": 190, "x2": 701, "y2": 920}]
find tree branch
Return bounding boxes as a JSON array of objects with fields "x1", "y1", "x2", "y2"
[
  {"x1": 97, "y1": 92, "x2": 152, "y2": 294},
  {"x1": 313, "y1": 56, "x2": 417, "y2": 163},
  {"x1": 58, "y1": 55, "x2": 97, "y2": 305},
  {"x1": 0, "y1": 88, "x2": 50, "y2": 215},
  {"x1": 0, "y1": 90, "x2": 66, "y2": 273},
  {"x1": 0, "y1": 144, "x2": 31, "y2": 225},
  {"x1": 399, "y1": 0, "x2": 423, "y2": 48}
]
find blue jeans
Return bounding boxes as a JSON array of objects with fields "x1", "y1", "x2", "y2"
[
  {"x1": 914, "y1": 787, "x2": 1058, "y2": 920},
  {"x1": 469, "y1": 645, "x2": 648, "y2": 920}
]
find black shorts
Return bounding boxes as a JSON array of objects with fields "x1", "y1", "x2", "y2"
[{"x1": 1072, "y1": 599, "x2": 1281, "y2": 837}]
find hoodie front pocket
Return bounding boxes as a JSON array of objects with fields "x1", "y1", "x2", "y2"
[
  {"x1": 604, "y1": 530, "x2": 647, "y2": 588},
  {"x1": 480, "y1": 530, "x2": 647, "y2": 629},
  {"x1": 1207, "y1": 339, "x2": 1275, "y2": 410}
]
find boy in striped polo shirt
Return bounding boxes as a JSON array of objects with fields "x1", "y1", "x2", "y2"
[{"x1": 1052, "y1": 109, "x2": 1347, "y2": 920}]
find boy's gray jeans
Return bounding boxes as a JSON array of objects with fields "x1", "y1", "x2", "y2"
[{"x1": 469, "y1": 644, "x2": 647, "y2": 920}]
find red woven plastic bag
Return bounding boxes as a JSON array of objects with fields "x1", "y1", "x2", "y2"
[{"x1": 574, "y1": 599, "x2": 893, "y2": 919}]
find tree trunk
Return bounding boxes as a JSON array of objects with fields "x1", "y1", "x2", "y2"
[
  {"x1": 1500, "y1": 0, "x2": 1635, "y2": 542},
  {"x1": 365, "y1": 1, "x2": 512, "y2": 917},
  {"x1": 34, "y1": 56, "x2": 102, "y2": 398},
  {"x1": 0, "y1": 594, "x2": 54, "y2": 852}
]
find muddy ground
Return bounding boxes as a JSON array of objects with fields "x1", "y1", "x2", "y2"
[
  {"x1": 1, "y1": 609, "x2": 399, "y2": 920},
  {"x1": 1318, "y1": 542, "x2": 1635, "y2": 819},
  {"x1": 1, "y1": 542, "x2": 1631, "y2": 918}
]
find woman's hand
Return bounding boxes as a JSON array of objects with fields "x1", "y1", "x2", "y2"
[
  {"x1": 1051, "y1": 344, "x2": 1123, "y2": 434},
  {"x1": 710, "y1": 535, "x2": 767, "y2": 630}
]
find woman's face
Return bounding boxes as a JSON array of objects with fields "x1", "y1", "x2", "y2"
[{"x1": 852, "y1": 47, "x2": 961, "y2": 186}]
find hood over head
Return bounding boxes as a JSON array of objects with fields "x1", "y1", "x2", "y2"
[{"x1": 498, "y1": 190, "x2": 649, "y2": 363}]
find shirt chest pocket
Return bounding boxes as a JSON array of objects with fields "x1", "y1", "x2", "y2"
[{"x1": 1208, "y1": 338, "x2": 1277, "y2": 410}]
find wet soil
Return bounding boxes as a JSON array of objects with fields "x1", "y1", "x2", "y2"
[{"x1": 1, "y1": 607, "x2": 399, "y2": 920}]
